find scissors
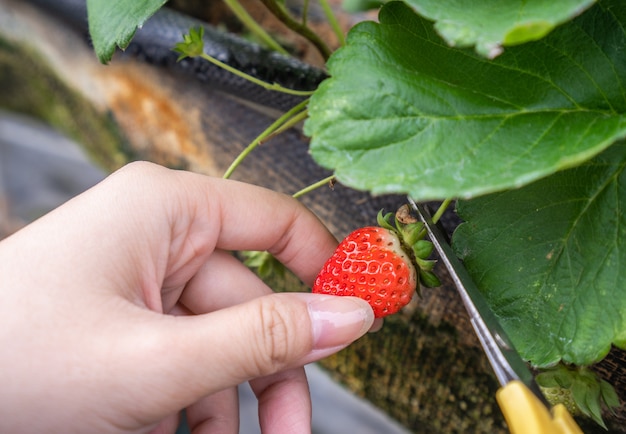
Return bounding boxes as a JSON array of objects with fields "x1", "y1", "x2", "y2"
[{"x1": 408, "y1": 199, "x2": 583, "y2": 434}]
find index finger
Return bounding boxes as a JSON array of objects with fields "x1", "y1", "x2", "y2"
[
  {"x1": 207, "y1": 178, "x2": 338, "y2": 285},
  {"x1": 111, "y1": 162, "x2": 338, "y2": 287}
]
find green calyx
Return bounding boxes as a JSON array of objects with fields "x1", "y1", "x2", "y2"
[
  {"x1": 173, "y1": 27, "x2": 205, "y2": 61},
  {"x1": 419, "y1": 270, "x2": 441, "y2": 288},
  {"x1": 376, "y1": 208, "x2": 442, "y2": 291},
  {"x1": 413, "y1": 239, "x2": 434, "y2": 258}
]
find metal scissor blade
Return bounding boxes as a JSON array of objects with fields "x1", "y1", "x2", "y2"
[{"x1": 408, "y1": 199, "x2": 548, "y2": 405}]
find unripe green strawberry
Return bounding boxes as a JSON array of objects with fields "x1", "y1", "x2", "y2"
[
  {"x1": 312, "y1": 225, "x2": 417, "y2": 318},
  {"x1": 536, "y1": 363, "x2": 620, "y2": 429}
]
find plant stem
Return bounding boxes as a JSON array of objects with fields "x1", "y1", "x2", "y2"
[
  {"x1": 261, "y1": 109, "x2": 308, "y2": 142},
  {"x1": 223, "y1": 99, "x2": 309, "y2": 179},
  {"x1": 292, "y1": 175, "x2": 335, "y2": 198},
  {"x1": 222, "y1": 0, "x2": 290, "y2": 56},
  {"x1": 318, "y1": 0, "x2": 345, "y2": 46},
  {"x1": 258, "y1": 0, "x2": 332, "y2": 60},
  {"x1": 413, "y1": 198, "x2": 453, "y2": 241},
  {"x1": 301, "y1": 0, "x2": 310, "y2": 26},
  {"x1": 199, "y1": 53, "x2": 315, "y2": 96},
  {"x1": 431, "y1": 198, "x2": 453, "y2": 224}
]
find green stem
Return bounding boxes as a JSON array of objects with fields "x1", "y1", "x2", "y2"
[
  {"x1": 258, "y1": 0, "x2": 332, "y2": 60},
  {"x1": 318, "y1": 0, "x2": 345, "y2": 46},
  {"x1": 301, "y1": 0, "x2": 310, "y2": 26},
  {"x1": 292, "y1": 175, "x2": 335, "y2": 198},
  {"x1": 414, "y1": 198, "x2": 453, "y2": 240},
  {"x1": 222, "y1": 0, "x2": 290, "y2": 56},
  {"x1": 431, "y1": 198, "x2": 453, "y2": 224},
  {"x1": 261, "y1": 109, "x2": 308, "y2": 143},
  {"x1": 223, "y1": 99, "x2": 309, "y2": 179},
  {"x1": 199, "y1": 53, "x2": 315, "y2": 96}
]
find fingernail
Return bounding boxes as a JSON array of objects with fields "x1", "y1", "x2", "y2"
[{"x1": 308, "y1": 296, "x2": 374, "y2": 350}]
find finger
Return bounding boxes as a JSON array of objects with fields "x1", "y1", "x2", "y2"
[
  {"x1": 103, "y1": 162, "x2": 338, "y2": 287},
  {"x1": 370, "y1": 318, "x2": 384, "y2": 332},
  {"x1": 178, "y1": 250, "x2": 273, "y2": 314},
  {"x1": 12, "y1": 162, "x2": 338, "y2": 311},
  {"x1": 250, "y1": 368, "x2": 311, "y2": 434},
  {"x1": 148, "y1": 413, "x2": 180, "y2": 434},
  {"x1": 116, "y1": 293, "x2": 373, "y2": 424},
  {"x1": 185, "y1": 387, "x2": 239, "y2": 434},
  {"x1": 207, "y1": 182, "x2": 338, "y2": 286}
]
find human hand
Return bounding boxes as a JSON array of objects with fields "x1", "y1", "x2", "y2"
[{"x1": 0, "y1": 162, "x2": 375, "y2": 433}]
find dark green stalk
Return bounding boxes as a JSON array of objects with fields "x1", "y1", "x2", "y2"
[
  {"x1": 222, "y1": 0, "x2": 289, "y2": 55},
  {"x1": 258, "y1": 0, "x2": 332, "y2": 60}
]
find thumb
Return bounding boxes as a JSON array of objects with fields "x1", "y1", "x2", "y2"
[{"x1": 133, "y1": 293, "x2": 373, "y2": 414}]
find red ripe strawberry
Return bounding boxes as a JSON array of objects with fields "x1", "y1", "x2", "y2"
[{"x1": 312, "y1": 224, "x2": 417, "y2": 318}]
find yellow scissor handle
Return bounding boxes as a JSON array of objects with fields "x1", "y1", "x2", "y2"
[{"x1": 496, "y1": 380, "x2": 583, "y2": 434}]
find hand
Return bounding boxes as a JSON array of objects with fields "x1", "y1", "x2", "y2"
[{"x1": 0, "y1": 162, "x2": 375, "y2": 434}]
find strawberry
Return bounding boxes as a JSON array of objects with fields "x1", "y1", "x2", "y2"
[{"x1": 312, "y1": 208, "x2": 440, "y2": 318}]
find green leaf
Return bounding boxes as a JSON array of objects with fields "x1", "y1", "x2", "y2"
[
  {"x1": 242, "y1": 251, "x2": 286, "y2": 279},
  {"x1": 600, "y1": 379, "x2": 620, "y2": 410},
  {"x1": 305, "y1": 0, "x2": 626, "y2": 201},
  {"x1": 402, "y1": 0, "x2": 596, "y2": 57},
  {"x1": 342, "y1": 0, "x2": 387, "y2": 13},
  {"x1": 87, "y1": 0, "x2": 167, "y2": 63},
  {"x1": 582, "y1": 380, "x2": 606, "y2": 428},
  {"x1": 453, "y1": 142, "x2": 626, "y2": 367}
]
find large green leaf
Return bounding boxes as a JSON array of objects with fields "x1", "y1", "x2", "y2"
[
  {"x1": 453, "y1": 142, "x2": 626, "y2": 367},
  {"x1": 87, "y1": 0, "x2": 166, "y2": 63},
  {"x1": 305, "y1": 0, "x2": 626, "y2": 201},
  {"x1": 402, "y1": 0, "x2": 596, "y2": 57}
]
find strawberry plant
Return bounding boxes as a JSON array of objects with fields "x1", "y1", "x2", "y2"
[{"x1": 87, "y1": 0, "x2": 625, "y2": 427}]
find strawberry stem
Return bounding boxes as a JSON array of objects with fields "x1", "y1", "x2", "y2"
[
  {"x1": 223, "y1": 99, "x2": 309, "y2": 179},
  {"x1": 258, "y1": 0, "x2": 332, "y2": 60},
  {"x1": 198, "y1": 52, "x2": 315, "y2": 96},
  {"x1": 318, "y1": 0, "x2": 346, "y2": 46},
  {"x1": 221, "y1": 0, "x2": 290, "y2": 55},
  {"x1": 413, "y1": 198, "x2": 453, "y2": 241},
  {"x1": 292, "y1": 175, "x2": 335, "y2": 198},
  {"x1": 431, "y1": 198, "x2": 453, "y2": 224},
  {"x1": 261, "y1": 109, "x2": 309, "y2": 143},
  {"x1": 301, "y1": 0, "x2": 310, "y2": 26}
]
